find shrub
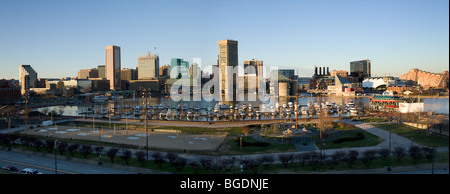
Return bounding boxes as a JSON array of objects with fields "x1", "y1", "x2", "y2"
[
  {"x1": 235, "y1": 138, "x2": 269, "y2": 147},
  {"x1": 393, "y1": 146, "x2": 406, "y2": 162},
  {"x1": 80, "y1": 145, "x2": 93, "y2": 158},
  {"x1": 333, "y1": 131, "x2": 364, "y2": 144},
  {"x1": 107, "y1": 148, "x2": 119, "y2": 162},
  {"x1": 278, "y1": 154, "x2": 294, "y2": 168},
  {"x1": 121, "y1": 149, "x2": 132, "y2": 165},
  {"x1": 408, "y1": 145, "x2": 422, "y2": 165}
]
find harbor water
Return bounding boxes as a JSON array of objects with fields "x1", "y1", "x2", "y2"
[{"x1": 34, "y1": 95, "x2": 449, "y2": 121}]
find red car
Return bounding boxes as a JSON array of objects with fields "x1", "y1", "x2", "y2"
[{"x1": 2, "y1": 165, "x2": 20, "y2": 173}]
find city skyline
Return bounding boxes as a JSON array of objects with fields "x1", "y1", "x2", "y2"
[{"x1": 0, "y1": 0, "x2": 449, "y2": 79}]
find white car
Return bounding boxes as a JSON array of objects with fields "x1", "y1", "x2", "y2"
[{"x1": 21, "y1": 168, "x2": 43, "y2": 174}]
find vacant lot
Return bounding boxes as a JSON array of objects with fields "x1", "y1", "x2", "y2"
[{"x1": 25, "y1": 125, "x2": 227, "y2": 151}]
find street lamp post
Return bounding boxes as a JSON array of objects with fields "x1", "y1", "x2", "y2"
[
  {"x1": 387, "y1": 127, "x2": 392, "y2": 171},
  {"x1": 141, "y1": 88, "x2": 151, "y2": 160},
  {"x1": 240, "y1": 134, "x2": 243, "y2": 174},
  {"x1": 54, "y1": 139, "x2": 58, "y2": 174}
]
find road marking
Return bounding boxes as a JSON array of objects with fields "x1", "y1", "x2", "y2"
[{"x1": 0, "y1": 158, "x2": 77, "y2": 174}]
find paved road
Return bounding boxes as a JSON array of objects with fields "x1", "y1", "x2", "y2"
[{"x1": 0, "y1": 150, "x2": 135, "y2": 174}]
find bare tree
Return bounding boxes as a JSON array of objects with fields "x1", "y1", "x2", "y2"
[
  {"x1": 45, "y1": 139, "x2": 55, "y2": 153},
  {"x1": 121, "y1": 149, "x2": 132, "y2": 165},
  {"x1": 106, "y1": 148, "x2": 119, "y2": 162},
  {"x1": 421, "y1": 147, "x2": 436, "y2": 162},
  {"x1": 151, "y1": 152, "x2": 165, "y2": 169},
  {"x1": 80, "y1": 145, "x2": 93, "y2": 158},
  {"x1": 377, "y1": 148, "x2": 390, "y2": 162},
  {"x1": 210, "y1": 162, "x2": 223, "y2": 174},
  {"x1": 408, "y1": 145, "x2": 422, "y2": 165},
  {"x1": 241, "y1": 158, "x2": 261, "y2": 174},
  {"x1": 94, "y1": 146, "x2": 104, "y2": 156},
  {"x1": 135, "y1": 150, "x2": 146, "y2": 167},
  {"x1": 56, "y1": 141, "x2": 68, "y2": 155},
  {"x1": 328, "y1": 152, "x2": 341, "y2": 169},
  {"x1": 33, "y1": 139, "x2": 44, "y2": 151},
  {"x1": 166, "y1": 153, "x2": 187, "y2": 172},
  {"x1": 361, "y1": 149, "x2": 377, "y2": 168},
  {"x1": 344, "y1": 150, "x2": 359, "y2": 169},
  {"x1": 278, "y1": 154, "x2": 294, "y2": 168},
  {"x1": 317, "y1": 108, "x2": 333, "y2": 139},
  {"x1": 67, "y1": 144, "x2": 79, "y2": 156},
  {"x1": 189, "y1": 161, "x2": 201, "y2": 174},
  {"x1": 221, "y1": 158, "x2": 235, "y2": 171},
  {"x1": 258, "y1": 155, "x2": 274, "y2": 169},
  {"x1": 200, "y1": 157, "x2": 213, "y2": 171},
  {"x1": 392, "y1": 146, "x2": 406, "y2": 163},
  {"x1": 296, "y1": 152, "x2": 310, "y2": 167},
  {"x1": 308, "y1": 151, "x2": 320, "y2": 170}
]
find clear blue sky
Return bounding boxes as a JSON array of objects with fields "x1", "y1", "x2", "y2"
[{"x1": 0, "y1": 0, "x2": 448, "y2": 79}]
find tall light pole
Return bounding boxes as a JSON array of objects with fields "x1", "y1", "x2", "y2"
[
  {"x1": 54, "y1": 139, "x2": 58, "y2": 174},
  {"x1": 24, "y1": 90, "x2": 29, "y2": 144},
  {"x1": 141, "y1": 88, "x2": 151, "y2": 160},
  {"x1": 295, "y1": 69, "x2": 299, "y2": 131},
  {"x1": 387, "y1": 127, "x2": 392, "y2": 171}
]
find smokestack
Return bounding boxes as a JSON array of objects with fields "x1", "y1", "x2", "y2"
[
  {"x1": 327, "y1": 67, "x2": 329, "y2": 75},
  {"x1": 319, "y1": 67, "x2": 322, "y2": 75},
  {"x1": 315, "y1": 65, "x2": 317, "y2": 75}
]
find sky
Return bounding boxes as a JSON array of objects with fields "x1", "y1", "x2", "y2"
[{"x1": 0, "y1": 0, "x2": 448, "y2": 79}]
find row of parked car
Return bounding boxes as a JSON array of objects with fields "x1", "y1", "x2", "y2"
[{"x1": 2, "y1": 165, "x2": 43, "y2": 174}]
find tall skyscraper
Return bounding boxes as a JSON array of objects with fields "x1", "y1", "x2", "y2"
[
  {"x1": 19, "y1": 65, "x2": 38, "y2": 95},
  {"x1": 218, "y1": 39, "x2": 238, "y2": 95},
  {"x1": 105, "y1": 45, "x2": 121, "y2": 90},
  {"x1": 350, "y1": 59, "x2": 371, "y2": 82},
  {"x1": 138, "y1": 52, "x2": 159, "y2": 80},
  {"x1": 244, "y1": 59, "x2": 263, "y2": 75},
  {"x1": 170, "y1": 58, "x2": 190, "y2": 79}
]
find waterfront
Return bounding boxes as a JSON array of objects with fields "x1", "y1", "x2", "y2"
[{"x1": 34, "y1": 95, "x2": 448, "y2": 122}]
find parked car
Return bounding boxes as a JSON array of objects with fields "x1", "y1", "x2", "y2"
[
  {"x1": 2, "y1": 165, "x2": 20, "y2": 173},
  {"x1": 21, "y1": 168, "x2": 43, "y2": 174}
]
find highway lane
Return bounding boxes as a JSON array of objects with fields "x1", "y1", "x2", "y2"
[{"x1": 0, "y1": 150, "x2": 135, "y2": 174}]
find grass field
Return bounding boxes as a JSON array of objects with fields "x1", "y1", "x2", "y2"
[
  {"x1": 373, "y1": 123, "x2": 449, "y2": 147},
  {"x1": 317, "y1": 130, "x2": 384, "y2": 149}
]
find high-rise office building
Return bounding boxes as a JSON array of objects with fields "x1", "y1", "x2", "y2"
[
  {"x1": 121, "y1": 68, "x2": 137, "y2": 81},
  {"x1": 19, "y1": 65, "x2": 38, "y2": 95},
  {"x1": 350, "y1": 59, "x2": 371, "y2": 82},
  {"x1": 244, "y1": 59, "x2": 263, "y2": 91},
  {"x1": 138, "y1": 52, "x2": 159, "y2": 80},
  {"x1": 98, "y1": 65, "x2": 105, "y2": 78},
  {"x1": 159, "y1": 64, "x2": 170, "y2": 78},
  {"x1": 170, "y1": 58, "x2": 190, "y2": 79},
  {"x1": 105, "y1": 45, "x2": 121, "y2": 90},
  {"x1": 78, "y1": 68, "x2": 99, "y2": 79},
  {"x1": 218, "y1": 39, "x2": 238, "y2": 95},
  {"x1": 244, "y1": 59, "x2": 263, "y2": 75},
  {"x1": 278, "y1": 69, "x2": 296, "y2": 79}
]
